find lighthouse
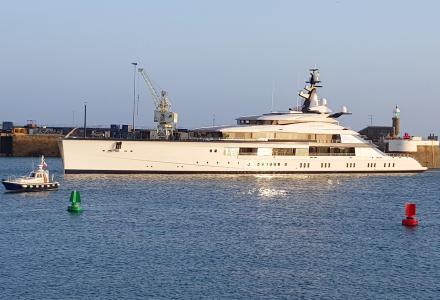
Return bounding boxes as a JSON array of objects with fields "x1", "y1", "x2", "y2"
[{"x1": 392, "y1": 105, "x2": 400, "y2": 138}]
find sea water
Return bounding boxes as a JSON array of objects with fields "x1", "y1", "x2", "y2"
[{"x1": 0, "y1": 157, "x2": 439, "y2": 299}]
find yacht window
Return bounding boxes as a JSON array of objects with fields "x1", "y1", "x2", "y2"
[
  {"x1": 296, "y1": 148, "x2": 309, "y2": 156},
  {"x1": 224, "y1": 148, "x2": 239, "y2": 156},
  {"x1": 257, "y1": 148, "x2": 273, "y2": 156},
  {"x1": 384, "y1": 163, "x2": 387, "y2": 167},
  {"x1": 393, "y1": 163, "x2": 395, "y2": 167},
  {"x1": 273, "y1": 148, "x2": 296, "y2": 156},
  {"x1": 310, "y1": 146, "x2": 355, "y2": 156},
  {"x1": 252, "y1": 132, "x2": 275, "y2": 140},
  {"x1": 115, "y1": 142, "x2": 122, "y2": 150},
  {"x1": 328, "y1": 163, "x2": 331, "y2": 168},
  {"x1": 308, "y1": 163, "x2": 310, "y2": 168},
  {"x1": 239, "y1": 148, "x2": 258, "y2": 155},
  {"x1": 321, "y1": 163, "x2": 324, "y2": 168},
  {"x1": 224, "y1": 132, "x2": 252, "y2": 140},
  {"x1": 300, "y1": 163, "x2": 303, "y2": 168},
  {"x1": 30, "y1": 172, "x2": 35, "y2": 178}
]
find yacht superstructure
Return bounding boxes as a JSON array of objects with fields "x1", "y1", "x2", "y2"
[{"x1": 59, "y1": 69, "x2": 426, "y2": 174}]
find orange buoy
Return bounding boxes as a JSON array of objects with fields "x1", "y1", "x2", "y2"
[{"x1": 402, "y1": 203, "x2": 418, "y2": 226}]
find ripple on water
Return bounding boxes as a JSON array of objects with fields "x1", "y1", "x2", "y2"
[{"x1": 1, "y1": 158, "x2": 440, "y2": 299}]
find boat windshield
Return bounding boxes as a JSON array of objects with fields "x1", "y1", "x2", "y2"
[{"x1": 29, "y1": 172, "x2": 35, "y2": 178}]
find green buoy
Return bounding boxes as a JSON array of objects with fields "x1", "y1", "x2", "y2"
[{"x1": 67, "y1": 190, "x2": 83, "y2": 213}]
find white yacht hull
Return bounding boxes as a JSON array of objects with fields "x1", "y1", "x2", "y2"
[{"x1": 60, "y1": 139, "x2": 426, "y2": 174}]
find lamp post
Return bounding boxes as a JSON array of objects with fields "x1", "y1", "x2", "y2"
[
  {"x1": 83, "y1": 102, "x2": 87, "y2": 139},
  {"x1": 131, "y1": 62, "x2": 138, "y2": 138}
]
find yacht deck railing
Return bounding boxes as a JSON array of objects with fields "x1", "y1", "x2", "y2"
[
  {"x1": 308, "y1": 153, "x2": 355, "y2": 156},
  {"x1": 386, "y1": 153, "x2": 411, "y2": 157}
]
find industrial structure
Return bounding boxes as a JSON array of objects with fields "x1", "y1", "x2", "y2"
[{"x1": 138, "y1": 67, "x2": 178, "y2": 140}]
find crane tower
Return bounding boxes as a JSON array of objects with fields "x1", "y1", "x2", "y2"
[{"x1": 138, "y1": 67, "x2": 178, "y2": 139}]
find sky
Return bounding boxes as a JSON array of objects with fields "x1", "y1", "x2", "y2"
[{"x1": 0, "y1": 0, "x2": 439, "y2": 136}]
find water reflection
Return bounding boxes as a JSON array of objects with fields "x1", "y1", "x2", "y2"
[
  {"x1": 63, "y1": 172, "x2": 418, "y2": 182},
  {"x1": 2, "y1": 190, "x2": 53, "y2": 199}
]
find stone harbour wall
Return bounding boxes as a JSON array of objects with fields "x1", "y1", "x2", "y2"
[
  {"x1": 11, "y1": 134, "x2": 62, "y2": 157},
  {"x1": 409, "y1": 145, "x2": 440, "y2": 169}
]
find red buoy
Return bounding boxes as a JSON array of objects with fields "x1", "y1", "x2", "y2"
[{"x1": 402, "y1": 203, "x2": 419, "y2": 226}]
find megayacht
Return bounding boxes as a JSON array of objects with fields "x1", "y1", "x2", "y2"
[{"x1": 59, "y1": 69, "x2": 426, "y2": 174}]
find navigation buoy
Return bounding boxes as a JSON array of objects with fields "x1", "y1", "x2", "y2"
[
  {"x1": 67, "y1": 190, "x2": 83, "y2": 213},
  {"x1": 402, "y1": 203, "x2": 418, "y2": 226}
]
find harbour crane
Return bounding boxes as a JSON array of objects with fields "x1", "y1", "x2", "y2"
[{"x1": 138, "y1": 67, "x2": 178, "y2": 139}]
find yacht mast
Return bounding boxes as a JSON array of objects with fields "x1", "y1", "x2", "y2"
[{"x1": 299, "y1": 68, "x2": 322, "y2": 113}]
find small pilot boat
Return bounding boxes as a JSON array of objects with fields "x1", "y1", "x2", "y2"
[{"x1": 2, "y1": 156, "x2": 60, "y2": 192}]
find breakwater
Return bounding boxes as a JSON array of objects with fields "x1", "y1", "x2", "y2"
[
  {"x1": 0, "y1": 134, "x2": 62, "y2": 157},
  {"x1": 410, "y1": 145, "x2": 440, "y2": 168}
]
